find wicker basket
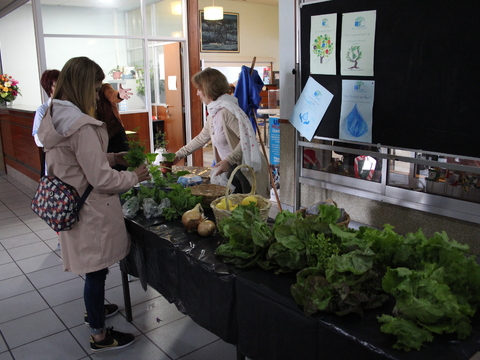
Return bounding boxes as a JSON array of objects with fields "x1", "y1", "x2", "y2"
[
  {"x1": 296, "y1": 199, "x2": 350, "y2": 228},
  {"x1": 190, "y1": 184, "x2": 230, "y2": 207},
  {"x1": 210, "y1": 164, "x2": 271, "y2": 224}
]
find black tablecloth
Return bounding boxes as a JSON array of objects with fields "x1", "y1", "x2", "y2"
[
  {"x1": 120, "y1": 213, "x2": 480, "y2": 360},
  {"x1": 120, "y1": 212, "x2": 240, "y2": 343}
]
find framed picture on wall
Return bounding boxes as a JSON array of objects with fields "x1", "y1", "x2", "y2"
[{"x1": 200, "y1": 11, "x2": 239, "y2": 53}]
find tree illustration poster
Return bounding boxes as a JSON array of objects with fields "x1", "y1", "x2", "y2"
[
  {"x1": 340, "y1": 10, "x2": 376, "y2": 76},
  {"x1": 289, "y1": 77, "x2": 333, "y2": 141},
  {"x1": 339, "y1": 80, "x2": 375, "y2": 143},
  {"x1": 310, "y1": 13, "x2": 337, "y2": 75}
]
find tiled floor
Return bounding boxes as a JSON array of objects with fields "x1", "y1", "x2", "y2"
[{"x1": 0, "y1": 172, "x2": 241, "y2": 360}]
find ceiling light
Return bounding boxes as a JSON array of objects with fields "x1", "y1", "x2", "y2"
[
  {"x1": 171, "y1": 1, "x2": 182, "y2": 15},
  {"x1": 204, "y1": 1, "x2": 223, "y2": 21}
]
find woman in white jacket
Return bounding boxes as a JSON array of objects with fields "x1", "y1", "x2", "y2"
[{"x1": 174, "y1": 67, "x2": 270, "y2": 198}]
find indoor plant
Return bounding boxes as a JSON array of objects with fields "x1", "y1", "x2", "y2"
[
  {"x1": 0, "y1": 74, "x2": 21, "y2": 105},
  {"x1": 108, "y1": 65, "x2": 123, "y2": 80},
  {"x1": 154, "y1": 132, "x2": 176, "y2": 176}
]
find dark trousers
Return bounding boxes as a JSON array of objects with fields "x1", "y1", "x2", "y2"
[{"x1": 84, "y1": 268, "x2": 108, "y2": 334}]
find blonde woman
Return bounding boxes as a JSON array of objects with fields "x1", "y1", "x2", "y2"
[
  {"x1": 38, "y1": 57, "x2": 149, "y2": 352},
  {"x1": 174, "y1": 67, "x2": 270, "y2": 198}
]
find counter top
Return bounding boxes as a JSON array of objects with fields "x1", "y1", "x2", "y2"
[{"x1": 0, "y1": 103, "x2": 38, "y2": 113}]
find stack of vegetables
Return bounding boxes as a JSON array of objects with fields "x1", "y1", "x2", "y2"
[
  {"x1": 215, "y1": 203, "x2": 480, "y2": 352},
  {"x1": 121, "y1": 137, "x2": 203, "y2": 221}
]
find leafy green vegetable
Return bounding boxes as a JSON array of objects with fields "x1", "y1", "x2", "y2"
[
  {"x1": 161, "y1": 184, "x2": 202, "y2": 221},
  {"x1": 215, "y1": 204, "x2": 274, "y2": 268},
  {"x1": 378, "y1": 314, "x2": 434, "y2": 351},
  {"x1": 317, "y1": 203, "x2": 341, "y2": 224},
  {"x1": 124, "y1": 135, "x2": 147, "y2": 169},
  {"x1": 213, "y1": 204, "x2": 480, "y2": 352}
]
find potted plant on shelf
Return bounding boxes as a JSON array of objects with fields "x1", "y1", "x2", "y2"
[
  {"x1": 108, "y1": 65, "x2": 123, "y2": 80},
  {"x1": 154, "y1": 132, "x2": 176, "y2": 176}
]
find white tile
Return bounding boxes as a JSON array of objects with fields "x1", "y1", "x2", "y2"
[
  {"x1": 0, "y1": 351, "x2": 14, "y2": 360},
  {"x1": 44, "y1": 238, "x2": 61, "y2": 252},
  {"x1": 11, "y1": 330, "x2": 86, "y2": 360},
  {"x1": 2, "y1": 308, "x2": 66, "y2": 349},
  {"x1": 7, "y1": 241, "x2": 52, "y2": 261},
  {"x1": 11, "y1": 206, "x2": 36, "y2": 217},
  {"x1": 26, "y1": 264, "x2": 78, "y2": 289},
  {"x1": 0, "y1": 250, "x2": 13, "y2": 266},
  {"x1": 0, "y1": 232, "x2": 41, "y2": 250},
  {"x1": 145, "y1": 316, "x2": 219, "y2": 359},
  {"x1": 0, "y1": 217, "x2": 23, "y2": 230},
  {"x1": 25, "y1": 220, "x2": 51, "y2": 232},
  {"x1": 17, "y1": 212, "x2": 44, "y2": 224},
  {"x1": 0, "y1": 331, "x2": 7, "y2": 352},
  {"x1": 0, "y1": 291, "x2": 48, "y2": 323},
  {"x1": 0, "y1": 224, "x2": 31, "y2": 240},
  {"x1": 53, "y1": 298, "x2": 86, "y2": 329},
  {"x1": 178, "y1": 339, "x2": 238, "y2": 360},
  {"x1": 124, "y1": 295, "x2": 185, "y2": 333},
  {"x1": 0, "y1": 262, "x2": 22, "y2": 281},
  {"x1": 0, "y1": 210, "x2": 16, "y2": 221},
  {"x1": 104, "y1": 279, "x2": 160, "y2": 308},
  {"x1": 2, "y1": 196, "x2": 32, "y2": 209},
  {"x1": 16, "y1": 252, "x2": 63, "y2": 274},
  {"x1": 38, "y1": 277, "x2": 85, "y2": 307},
  {"x1": 0, "y1": 276, "x2": 35, "y2": 301},
  {"x1": 33, "y1": 227, "x2": 58, "y2": 241}
]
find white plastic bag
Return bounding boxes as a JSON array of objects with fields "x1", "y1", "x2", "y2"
[
  {"x1": 122, "y1": 196, "x2": 140, "y2": 219},
  {"x1": 210, "y1": 167, "x2": 235, "y2": 192}
]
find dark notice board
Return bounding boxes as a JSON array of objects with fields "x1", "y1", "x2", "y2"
[{"x1": 301, "y1": 0, "x2": 479, "y2": 158}]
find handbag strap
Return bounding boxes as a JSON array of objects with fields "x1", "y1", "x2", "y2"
[{"x1": 76, "y1": 184, "x2": 93, "y2": 212}]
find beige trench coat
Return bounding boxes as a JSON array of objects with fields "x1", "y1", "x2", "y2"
[{"x1": 38, "y1": 100, "x2": 139, "y2": 274}]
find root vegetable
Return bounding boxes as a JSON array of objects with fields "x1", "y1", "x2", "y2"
[
  {"x1": 197, "y1": 220, "x2": 216, "y2": 237},
  {"x1": 182, "y1": 203, "x2": 204, "y2": 232}
]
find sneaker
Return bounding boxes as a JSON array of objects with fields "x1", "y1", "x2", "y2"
[
  {"x1": 84, "y1": 304, "x2": 119, "y2": 325},
  {"x1": 90, "y1": 327, "x2": 135, "y2": 353}
]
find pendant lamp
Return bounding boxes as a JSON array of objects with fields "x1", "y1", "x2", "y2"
[{"x1": 204, "y1": 1, "x2": 223, "y2": 21}]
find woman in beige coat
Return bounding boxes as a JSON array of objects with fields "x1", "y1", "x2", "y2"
[
  {"x1": 174, "y1": 68, "x2": 270, "y2": 198},
  {"x1": 38, "y1": 57, "x2": 149, "y2": 353}
]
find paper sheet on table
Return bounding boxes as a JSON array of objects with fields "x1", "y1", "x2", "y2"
[{"x1": 289, "y1": 77, "x2": 333, "y2": 141}]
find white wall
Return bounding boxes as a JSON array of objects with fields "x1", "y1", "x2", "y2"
[
  {"x1": 0, "y1": 4, "x2": 41, "y2": 107},
  {"x1": 198, "y1": 0, "x2": 279, "y2": 71}
]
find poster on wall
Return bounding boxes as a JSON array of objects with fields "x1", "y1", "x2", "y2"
[
  {"x1": 200, "y1": 11, "x2": 239, "y2": 53},
  {"x1": 310, "y1": 13, "x2": 337, "y2": 75},
  {"x1": 339, "y1": 80, "x2": 375, "y2": 143},
  {"x1": 340, "y1": 10, "x2": 376, "y2": 76},
  {"x1": 289, "y1": 77, "x2": 334, "y2": 141}
]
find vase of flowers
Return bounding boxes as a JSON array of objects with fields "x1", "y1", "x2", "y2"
[{"x1": 0, "y1": 74, "x2": 21, "y2": 106}]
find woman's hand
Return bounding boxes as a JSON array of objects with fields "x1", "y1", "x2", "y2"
[
  {"x1": 173, "y1": 155, "x2": 182, "y2": 165},
  {"x1": 118, "y1": 84, "x2": 133, "y2": 100},
  {"x1": 213, "y1": 159, "x2": 230, "y2": 175},
  {"x1": 133, "y1": 164, "x2": 151, "y2": 182},
  {"x1": 113, "y1": 152, "x2": 129, "y2": 167}
]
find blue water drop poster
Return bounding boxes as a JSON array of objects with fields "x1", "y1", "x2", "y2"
[{"x1": 339, "y1": 80, "x2": 374, "y2": 143}]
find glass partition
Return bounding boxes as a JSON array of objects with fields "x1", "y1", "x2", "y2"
[
  {"x1": 44, "y1": 37, "x2": 146, "y2": 112},
  {"x1": 41, "y1": 0, "x2": 140, "y2": 36}
]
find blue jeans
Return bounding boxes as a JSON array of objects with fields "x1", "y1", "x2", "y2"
[{"x1": 84, "y1": 268, "x2": 108, "y2": 335}]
